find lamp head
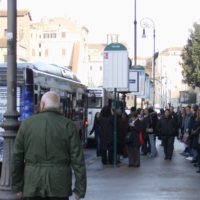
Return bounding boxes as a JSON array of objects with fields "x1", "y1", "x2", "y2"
[{"x1": 142, "y1": 28, "x2": 146, "y2": 38}]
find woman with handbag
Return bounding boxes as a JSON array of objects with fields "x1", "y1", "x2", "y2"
[
  {"x1": 143, "y1": 108, "x2": 157, "y2": 157},
  {"x1": 126, "y1": 111, "x2": 142, "y2": 167}
]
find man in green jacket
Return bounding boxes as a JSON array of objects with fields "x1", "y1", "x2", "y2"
[{"x1": 12, "y1": 91, "x2": 87, "y2": 200}]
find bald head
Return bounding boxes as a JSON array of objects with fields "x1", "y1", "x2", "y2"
[{"x1": 40, "y1": 91, "x2": 60, "y2": 111}]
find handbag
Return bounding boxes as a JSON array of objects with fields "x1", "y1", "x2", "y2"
[
  {"x1": 146, "y1": 128, "x2": 153, "y2": 133},
  {"x1": 139, "y1": 131, "x2": 144, "y2": 145}
]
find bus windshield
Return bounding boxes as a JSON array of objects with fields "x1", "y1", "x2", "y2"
[{"x1": 87, "y1": 97, "x2": 102, "y2": 108}]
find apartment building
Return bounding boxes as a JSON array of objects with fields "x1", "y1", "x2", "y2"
[
  {"x1": 155, "y1": 47, "x2": 188, "y2": 108},
  {"x1": 0, "y1": 10, "x2": 32, "y2": 62},
  {"x1": 82, "y1": 43, "x2": 106, "y2": 86},
  {"x1": 29, "y1": 17, "x2": 89, "y2": 73}
]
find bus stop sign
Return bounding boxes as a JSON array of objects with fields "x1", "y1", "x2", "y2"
[{"x1": 103, "y1": 43, "x2": 129, "y2": 91}]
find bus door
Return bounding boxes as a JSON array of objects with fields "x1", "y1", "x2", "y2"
[
  {"x1": 87, "y1": 91, "x2": 102, "y2": 140},
  {"x1": 60, "y1": 95, "x2": 71, "y2": 118}
]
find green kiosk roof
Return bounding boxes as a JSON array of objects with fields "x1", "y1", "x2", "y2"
[
  {"x1": 130, "y1": 65, "x2": 145, "y2": 70},
  {"x1": 104, "y1": 43, "x2": 127, "y2": 51}
]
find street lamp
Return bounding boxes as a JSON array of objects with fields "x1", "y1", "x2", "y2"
[
  {"x1": 134, "y1": 0, "x2": 137, "y2": 66},
  {"x1": 140, "y1": 18, "x2": 157, "y2": 109},
  {"x1": 0, "y1": 1, "x2": 20, "y2": 200},
  {"x1": 133, "y1": 0, "x2": 137, "y2": 108}
]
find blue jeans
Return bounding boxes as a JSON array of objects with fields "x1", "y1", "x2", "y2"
[{"x1": 148, "y1": 134, "x2": 157, "y2": 157}]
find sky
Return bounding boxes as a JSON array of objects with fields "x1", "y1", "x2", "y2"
[{"x1": 1, "y1": 0, "x2": 200, "y2": 57}]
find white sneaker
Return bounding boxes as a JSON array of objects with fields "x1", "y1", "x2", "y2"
[{"x1": 186, "y1": 156, "x2": 193, "y2": 161}]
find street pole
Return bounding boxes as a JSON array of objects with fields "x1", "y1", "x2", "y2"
[
  {"x1": 0, "y1": 0, "x2": 20, "y2": 199},
  {"x1": 140, "y1": 18, "x2": 156, "y2": 109},
  {"x1": 153, "y1": 29, "x2": 156, "y2": 109},
  {"x1": 134, "y1": 0, "x2": 137, "y2": 108},
  {"x1": 113, "y1": 88, "x2": 117, "y2": 167},
  {"x1": 134, "y1": 0, "x2": 137, "y2": 66}
]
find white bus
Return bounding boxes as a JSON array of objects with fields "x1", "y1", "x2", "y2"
[
  {"x1": 0, "y1": 62, "x2": 88, "y2": 144},
  {"x1": 86, "y1": 87, "x2": 124, "y2": 145},
  {"x1": 86, "y1": 87, "x2": 108, "y2": 141}
]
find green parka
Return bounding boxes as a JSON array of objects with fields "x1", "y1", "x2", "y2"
[{"x1": 12, "y1": 108, "x2": 86, "y2": 198}]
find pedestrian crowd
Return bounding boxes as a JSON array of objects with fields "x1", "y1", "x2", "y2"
[
  {"x1": 10, "y1": 90, "x2": 200, "y2": 200},
  {"x1": 178, "y1": 104, "x2": 200, "y2": 173},
  {"x1": 91, "y1": 104, "x2": 200, "y2": 173}
]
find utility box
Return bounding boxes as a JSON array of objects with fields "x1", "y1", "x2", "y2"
[{"x1": 103, "y1": 43, "x2": 129, "y2": 91}]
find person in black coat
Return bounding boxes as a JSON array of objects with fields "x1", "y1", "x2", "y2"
[
  {"x1": 126, "y1": 111, "x2": 142, "y2": 167},
  {"x1": 116, "y1": 108, "x2": 125, "y2": 158},
  {"x1": 90, "y1": 112, "x2": 101, "y2": 157},
  {"x1": 157, "y1": 109, "x2": 176, "y2": 160},
  {"x1": 169, "y1": 106, "x2": 179, "y2": 137},
  {"x1": 98, "y1": 106, "x2": 114, "y2": 165},
  {"x1": 143, "y1": 108, "x2": 157, "y2": 157}
]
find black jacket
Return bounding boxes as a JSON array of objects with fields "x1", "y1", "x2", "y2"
[
  {"x1": 90, "y1": 116, "x2": 101, "y2": 136},
  {"x1": 157, "y1": 115, "x2": 176, "y2": 137},
  {"x1": 99, "y1": 115, "x2": 114, "y2": 150},
  {"x1": 127, "y1": 118, "x2": 142, "y2": 147}
]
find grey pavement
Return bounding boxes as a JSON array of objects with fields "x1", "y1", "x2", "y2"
[{"x1": 72, "y1": 140, "x2": 200, "y2": 200}]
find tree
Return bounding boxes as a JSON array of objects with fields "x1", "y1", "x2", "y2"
[{"x1": 181, "y1": 23, "x2": 200, "y2": 87}]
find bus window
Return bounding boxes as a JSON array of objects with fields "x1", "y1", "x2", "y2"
[
  {"x1": 25, "y1": 68, "x2": 33, "y2": 84},
  {"x1": 76, "y1": 99, "x2": 84, "y2": 107},
  {"x1": 0, "y1": 62, "x2": 87, "y2": 145},
  {"x1": 87, "y1": 96, "x2": 102, "y2": 108}
]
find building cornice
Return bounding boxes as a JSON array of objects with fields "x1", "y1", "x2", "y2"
[{"x1": 0, "y1": 10, "x2": 32, "y2": 20}]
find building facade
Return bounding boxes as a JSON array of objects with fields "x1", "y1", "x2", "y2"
[
  {"x1": 155, "y1": 47, "x2": 188, "y2": 108},
  {"x1": 0, "y1": 10, "x2": 32, "y2": 62},
  {"x1": 29, "y1": 17, "x2": 88, "y2": 73},
  {"x1": 82, "y1": 43, "x2": 106, "y2": 86}
]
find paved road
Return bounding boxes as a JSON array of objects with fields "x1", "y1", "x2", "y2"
[{"x1": 72, "y1": 140, "x2": 200, "y2": 200}]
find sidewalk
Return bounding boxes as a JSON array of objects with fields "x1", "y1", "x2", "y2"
[{"x1": 76, "y1": 140, "x2": 200, "y2": 200}]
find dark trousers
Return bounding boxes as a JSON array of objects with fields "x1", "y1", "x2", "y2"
[
  {"x1": 197, "y1": 144, "x2": 200, "y2": 165},
  {"x1": 95, "y1": 134, "x2": 101, "y2": 156},
  {"x1": 141, "y1": 137, "x2": 150, "y2": 155},
  {"x1": 101, "y1": 148, "x2": 113, "y2": 164},
  {"x1": 163, "y1": 136, "x2": 175, "y2": 159},
  {"x1": 26, "y1": 198, "x2": 69, "y2": 200},
  {"x1": 127, "y1": 146, "x2": 140, "y2": 166}
]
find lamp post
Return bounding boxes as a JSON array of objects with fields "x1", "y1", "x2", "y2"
[
  {"x1": 140, "y1": 18, "x2": 156, "y2": 109},
  {"x1": 133, "y1": 0, "x2": 137, "y2": 108},
  {"x1": 0, "y1": 1, "x2": 20, "y2": 199},
  {"x1": 134, "y1": 0, "x2": 137, "y2": 66}
]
